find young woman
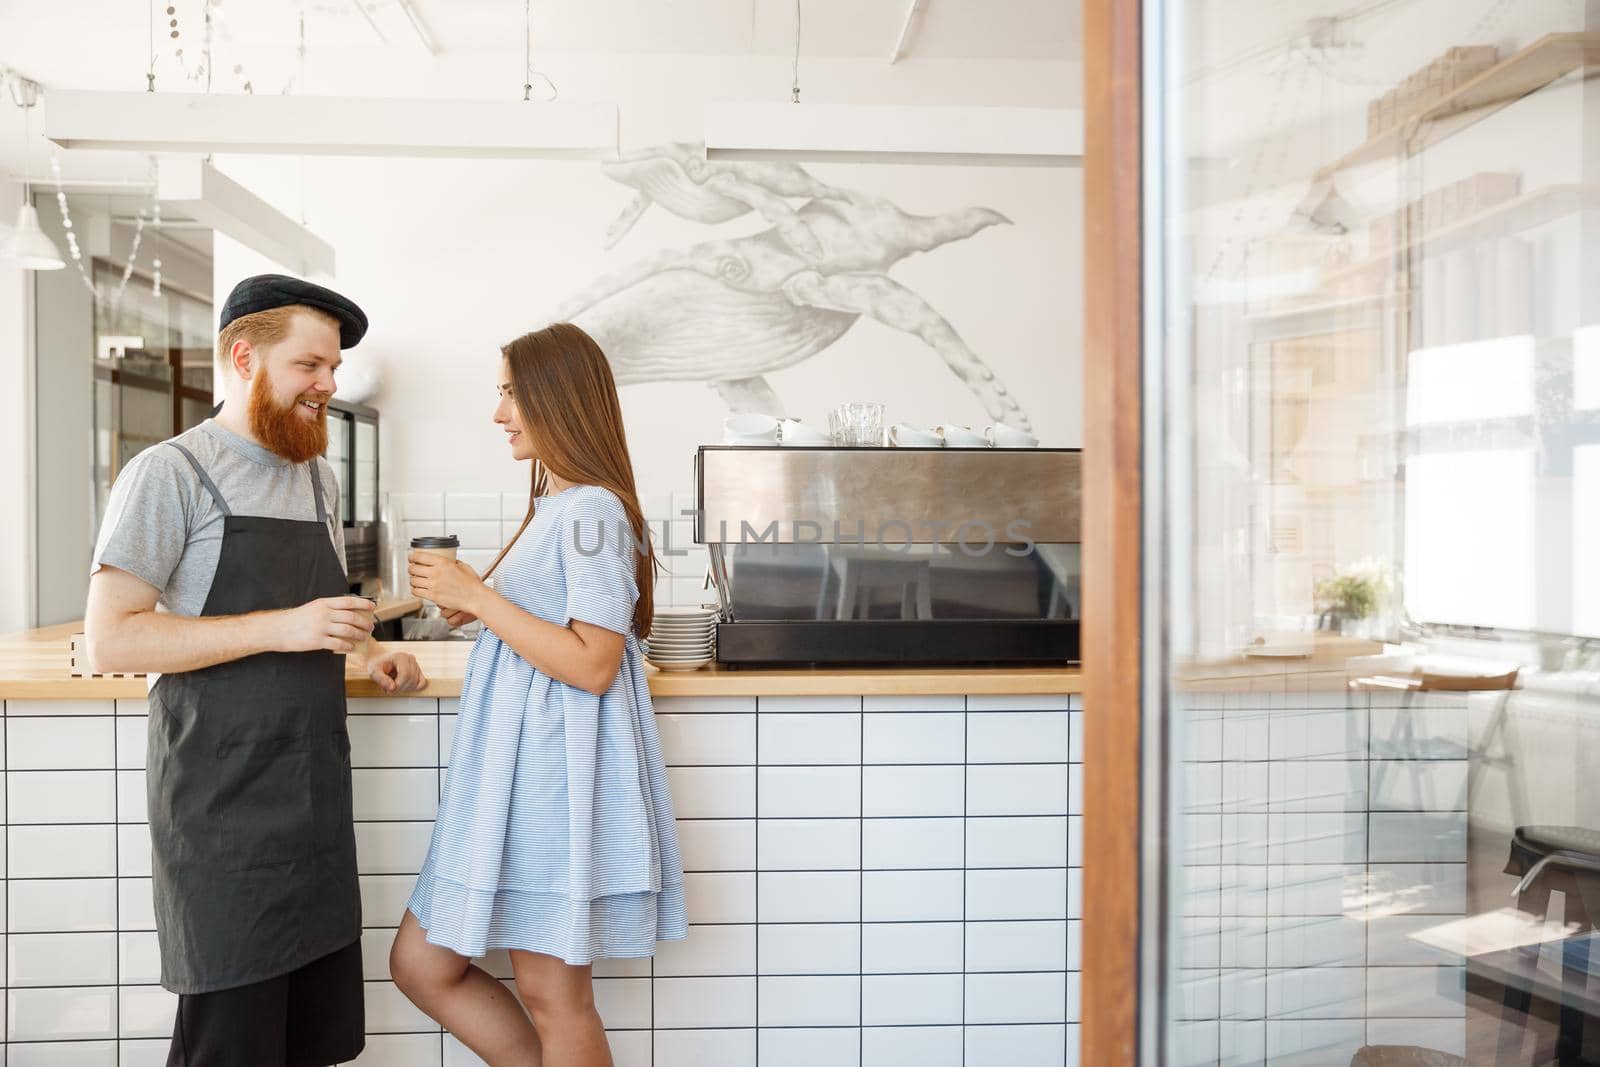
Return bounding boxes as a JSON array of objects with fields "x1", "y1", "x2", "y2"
[{"x1": 392, "y1": 323, "x2": 686, "y2": 1067}]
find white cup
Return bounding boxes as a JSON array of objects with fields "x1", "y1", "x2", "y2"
[
  {"x1": 723, "y1": 433, "x2": 778, "y2": 446},
  {"x1": 888, "y1": 423, "x2": 943, "y2": 447},
  {"x1": 936, "y1": 423, "x2": 990, "y2": 448},
  {"x1": 779, "y1": 419, "x2": 830, "y2": 445},
  {"x1": 722, "y1": 414, "x2": 779, "y2": 439},
  {"x1": 985, "y1": 423, "x2": 1039, "y2": 448}
]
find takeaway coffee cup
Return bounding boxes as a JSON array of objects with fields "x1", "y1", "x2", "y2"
[{"x1": 410, "y1": 535, "x2": 460, "y2": 563}]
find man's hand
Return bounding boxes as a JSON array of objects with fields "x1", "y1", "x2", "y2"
[
  {"x1": 272, "y1": 596, "x2": 376, "y2": 655},
  {"x1": 367, "y1": 650, "x2": 427, "y2": 694}
]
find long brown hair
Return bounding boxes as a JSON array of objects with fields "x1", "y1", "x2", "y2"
[{"x1": 483, "y1": 323, "x2": 658, "y2": 639}]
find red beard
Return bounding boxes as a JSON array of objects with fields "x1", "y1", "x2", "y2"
[{"x1": 248, "y1": 368, "x2": 328, "y2": 464}]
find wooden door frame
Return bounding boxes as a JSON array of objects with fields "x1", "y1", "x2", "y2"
[{"x1": 1081, "y1": 0, "x2": 1145, "y2": 1063}]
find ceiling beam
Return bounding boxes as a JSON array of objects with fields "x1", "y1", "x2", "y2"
[
  {"x1": 156, "y1": 157, "x2": 336, "y2": 278},
  {"x1": 888, "y1": 0, "x2": 928, "y2": 64},
  {"x1": 396, "y1": 0, "x2": 441, "y2": 56}
]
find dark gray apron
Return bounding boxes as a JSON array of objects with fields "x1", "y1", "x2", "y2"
[{"x1": 148, "y1": 443, "x2": 361, "y2": 994}]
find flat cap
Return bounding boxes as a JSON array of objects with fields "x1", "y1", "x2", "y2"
[{"x1": 219, "y1": 273, "x2": 368, "y2": 349}]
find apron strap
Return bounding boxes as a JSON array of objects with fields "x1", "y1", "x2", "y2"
[
  {"x1": 168, "y1": 443, "x2": 232, "y2": 517},
  {"x1": 308, "y1": 461, "x2": 330, "y2": 528}
]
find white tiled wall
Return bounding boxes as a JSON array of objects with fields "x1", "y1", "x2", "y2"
[
  {"x1": 0, "y1": 692, "x2": 1081, "y2": 1066},
  {"x1": 1175, "y1": 690, "x2": 1470, "y2": 1067},
  {"x1": 394, "y1": 490, "x2": 711, "y2": 609}
]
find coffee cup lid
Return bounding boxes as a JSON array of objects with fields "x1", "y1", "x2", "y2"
[{"x1": 411, "y1": 535, "x2": 460, "y2": 549}]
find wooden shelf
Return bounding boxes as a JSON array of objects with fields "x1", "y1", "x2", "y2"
[
  {"x1": 1321, "y1": 183, "x2": 1598, "y2": 288},
  {"x1": 1314, "y1": 32, "x2": 1600, "y2": 183}
]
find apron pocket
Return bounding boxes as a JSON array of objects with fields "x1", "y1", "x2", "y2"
[
  {"x1": 214, "y1": 726, "x2": 315, "y2": 871},
  {"x1": 313, "y1": 728, "x2": 356, "y2": 854}
]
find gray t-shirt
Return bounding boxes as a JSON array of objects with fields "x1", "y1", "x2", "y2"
[{"x1": 92, "y1": 418, "x2": 346, "y2": 616}]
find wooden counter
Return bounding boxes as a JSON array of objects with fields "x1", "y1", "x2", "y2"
[{"x1": 0, "y1": 621, "x2": 1082, "y2": 700}]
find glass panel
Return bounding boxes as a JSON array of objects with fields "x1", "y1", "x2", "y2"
[
  {"x1": 354, "y1": 418, "x2": 378, "y2": 524},
  {"x1": 1149, "y1": 4, "x2": 1600, "y2": 1065}
]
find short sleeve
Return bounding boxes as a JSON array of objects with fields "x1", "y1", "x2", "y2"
[
  {"x1": 558, "y1": 487, "x2": 641, "y2": 635},
  {"x1": 317, "y1": 458, "x2": 348, "y2": 573},
  {"x1": 90, "y1": 446, "x2": 199, "y2": 595}
]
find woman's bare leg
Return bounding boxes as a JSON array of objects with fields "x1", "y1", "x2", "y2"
[
  {"x1": 509, "y1": 950, "x2": 614, "y2": 1067},
  {"x1": 390, "y1": 911, "x2": 544, "y2": 1066}
]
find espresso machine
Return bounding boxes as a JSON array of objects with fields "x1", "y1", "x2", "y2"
[{"x1": 693, "y1": 445, "x2": 1081, "y2": 666}]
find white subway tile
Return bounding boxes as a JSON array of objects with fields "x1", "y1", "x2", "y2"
[
  {"x1": 968, "y1": 764, "x2": 1069, "y2": 816},
  {"x1": 124, "y1": 1038, "x2": 178, "y2": 1066},
  {"x1": 451, "y1": 520, "x2": 502, "y2": 552},
  {"x1": 500, "y1": 492, "x2": 529, "y2": 521},
  {"x1": 1364, "y1": 1018, "x2": 1466, "y2": 1056},
  {"x1": 593, "y1": 977, "x2": 652, "y2": 1030},
  {"x1": 1185, "y1": 762, "x2": 1224, "y2": 813},
  {"x1": 351, "y1": 1033, "x2": 444, "y2": 1067},
  {"x1": 9, "y1": 879, "x2": 116, "y2": 932},
  {"x1": 862, "y1": 1026, "x2": 962, "y2": 1067},
  {"x1": 756, "y1": 695, "x2": 861, "y2": 714},
  {"x1": 119, "y1": 986, "x2": 177, "y2": 1038},
  {"x1": 758, "y1": 871, "x2": 859, "y2": 923},
  {"x1": 353, "y1": 821, "x2": 434, "y2": 875},
  {"x1": 1269, "y1": 761, "x2": 1367, "y2": 813},
  {"x1": 1264, "y1": 1019, "x2": 1364, "y2": 1064},
  {"x1": 439, "y1": 715, "x2": 457, "y2": 765},
  {"x1": 968, "y1": 712, "x2": 1069, "y2": 764},
  {"x1": 862, "y1": 695, "x2": 965, "y2": 713},
  {"x1": 676, "y1": 819, "x2": 755, "y2": 873},
  {"x1": 1069, "y1": 711, "x2": 1084, "y2": 763},
  {"x1": 758, "y1": 819, "x2": 859, "y2": 871},
  {"x1": 861, "y1": 817, "x2": 961, "y2": 870},
  {"x1": 403, "y1": 520, "x2": 445, "y2": 544},
  {"x1": 667, "y1": 767, "x2": 755, "y2": 819},
  {"x1": 1264, "y1": 966, "x2": 1365, "y2": 1018},
  {"x1": 862, "y1": 974, "x2": 963, "y2": 1026},
  {"x1": 1181, "y1": 916, "x2": 1220, "y2": 970},
  {"x1": 349, "y1": 696, "x2": 439, "y2": 718},
  {"x1": 1366, "y1": 965, "x2": 1465, "y2": 1017},
  {"x1": 10, "y1": 718, "x2": 115, "y2": 769},
  {"x1": 965, "y1": 1024, "x2": 1065, "y2": 1067},
  {"x1": 117, "y1": 771, "x2": 146, "y2": 823},
  {"x1": 397, "y1": 492, "x2": 445, "y2": 521},
  {"x1": 8, "y1": 933, "x2": 118, "y2": 987},
  {"x1": 9, "y1": 771, "x2": 115, "y2": 824},
  {"x1": 1219, "y1": 916, "x2": 1267, "y2": 969},
  {"x1": 654, "y1": 1028, "x2": 756, "y2": 1067},
  {"x1": 1069, "y1": 770, "x2": 1084, "y2": 815},
  {"x1": 1265, "y1": 915, "x2": 1366, "y2": 967},
  {"x1": 119, "y1": 879, "x2": 156, "y2": 931},
  {"x1": 758, "y1": 767, "x2": 859, "y2": 818},
  {"x1": 119, "y1": 932, "x2": 161, "y2": 985},
  {"x1": 863, "y1": 870, "x2": 963, "y2": 922},
  {"x1": 653, "y1": 925, "x2": 755, "y2": 977},
  {"x1": 682, "y1": 872, "x2": 756, "y2": 925},
  {"x1": 595, "y1": 955, "x2": 652, "y2": 980},
  {"x1": 1220, "y1": 761, "x2": 1271, "y2": 814},
  {"x1": 348, "y1": 715, "x2": 438, "y2": 768},
  {"x1": 11, "y1": 826, "x2": 116, "y2": 878},
  {"x1": 1266, "y1": 812, "x2": 1366, "y2": 865},
  {"x1": 966, "y1": 920, "x2": 1068, "y2": 973},
  {"x1": 353, "y1": 768, "x2": 439, "y2": 822},
  {"x1": 967, "y1": 816, "x2": 1068, "y2": 869},
  {"x1": 365, "y1": 980, "x2": 440, "y2": 1033},
  {"x1": 1366, "y1": 862, "x2": 1467, "y2": 916},
  {"x1": 360, "y1": 874, "x2": 418, "y2": 927},
  {"x1": 758, "y1": 713, "x2": 860, "y2": 765},
  {"x1": 1222, "y1": 706, "x2": 1271, "y2": 761},
  {"x1": 757, "y1": 976, "x2": 860, "y2": 1027},
  {"x1": 862, "y1": 712, "x2": 964, "y2": 764},
  {"x1": 1368, "y1": 812, "x2": 1467, "y2": 863},
  {"x1": 1369, "y1": 760, "x2": 1469, "y2": 811},
  {"x1": 759, "y1": 923, "x2": 861, "y2": 975},
  {"x1": 1369, "y1": 706, "x2": 1470, "y2": 759},
  {"x1": 758, "y1": 1028, "x2": 860, "y2": 1067},
  {"x1": 8, "y1": 986, "x2": 117, "y2": 1041},
  {"x1": 8, "y1": 700, "x2": 117, "y2": 717},
  {"x1": 1268, "y1": 708, "x2": 1368, "y2": 761},
  {"x1": 862, "y1": 766, "x2": 963, "y2": 817},
  {"x1": 1367, "y1": 914, "x2": 1466, "y2": 966},
  {"x1": 444, "y1": 493, "x2": 502, "y2": 521},
  {"x1": 658, "y1": 713, "x2": 755, "y2": 766},
  {"x1": 968, "y1": 694, "x2": 1072, "y2": 711},
  {"x1": 1267, "y1": 864, "x2": 1366, "y2": 916},
  {"x1": 1219, "y1": 1019, "x2": 1266, "y2": 1063},
  {"x1": 968, "y1": 869, "x2": 1069, "y2": 921},
  {"x1": 360, "y1": 928, "x2": 392, "y2": 980},
  {"x1": 116, "y1": 717, "x2": 147, "y2": 769},
  {"x1": 1068, "y1": 869, "x2": 1081, "y2": 919},
  {"x1": 1067, "y1": 919, "x2": 1082, "y2": 971},
  {"x1": 654, "y1": 977, "x2": 756, "y2": 1028},
  {"x1": 862, "y1": 922, "x2": 963, "y2": 974}
]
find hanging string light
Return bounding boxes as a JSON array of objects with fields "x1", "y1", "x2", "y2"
[
  {"x1": 522, "y1": 0, "x2": 557, "y2": 101},
  {"x1": 49, "y1": 154, "x2": 156, "y2": 310}
]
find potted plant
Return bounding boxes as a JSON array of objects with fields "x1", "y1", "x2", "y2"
[{"x1": 1314, "y1": 559, "x2": 1397, "y2": 638}]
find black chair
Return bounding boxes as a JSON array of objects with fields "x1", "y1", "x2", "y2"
[{"x1": 1504, "y1": 824, "x2": 1600, "y2": 1064}]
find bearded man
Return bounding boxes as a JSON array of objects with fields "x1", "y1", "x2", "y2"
[{"x1": 84, "y1": 274, "x2": 426, "y2": 1067}]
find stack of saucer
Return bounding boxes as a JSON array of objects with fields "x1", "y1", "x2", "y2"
[{"x1": 642, "y1": 605, "x2": 718, "y2": 671}]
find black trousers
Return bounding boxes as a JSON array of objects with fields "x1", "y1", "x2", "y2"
[{"x1": 167, "y1": 938, "x2": 365, "y2": 1067}]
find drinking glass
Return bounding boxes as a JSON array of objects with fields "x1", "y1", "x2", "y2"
[{"x1": 828, "y1": 402, "x2": 885, "y2": 446}]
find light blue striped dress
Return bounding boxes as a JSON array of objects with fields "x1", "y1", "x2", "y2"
[{"x1": 407, "y1": 484, "x2": 688, "y2": 964}]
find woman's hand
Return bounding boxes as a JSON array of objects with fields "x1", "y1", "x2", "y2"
[
  {"x1": 441, "y1": 608, "x2": 479, "y2": 629},
  {"x1": 408, "y1": 552, "x2": 488, "y2": 614}
]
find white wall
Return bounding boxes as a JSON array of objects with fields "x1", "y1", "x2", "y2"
[
  {"x1": 0, "y1": 181, "x2": 33, "y2": 631},
  {"x1": 213, "y1": 54, "x2": 1083, "y2": 513}
]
